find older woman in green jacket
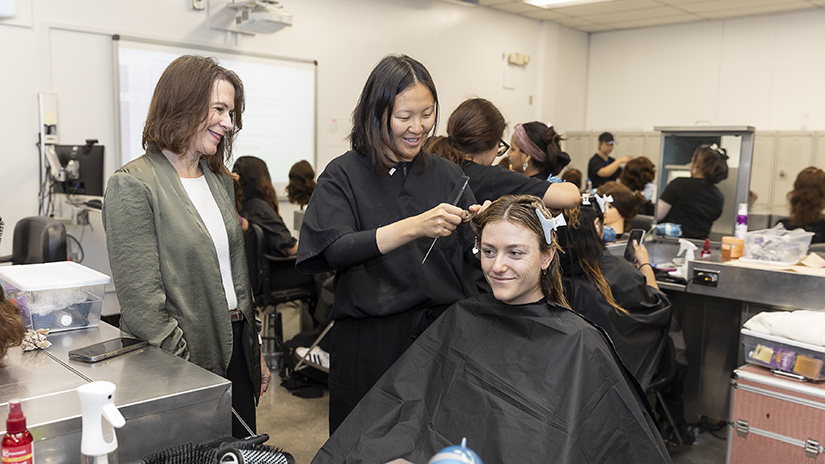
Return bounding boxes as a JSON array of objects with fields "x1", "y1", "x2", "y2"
[{"x1": 103, "y1": 55, "x2": 269, "y2": 439}]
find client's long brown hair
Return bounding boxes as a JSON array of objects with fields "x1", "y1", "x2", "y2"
[{"x1": 472, "y1": 195, "x2": 569, "y2": 307}]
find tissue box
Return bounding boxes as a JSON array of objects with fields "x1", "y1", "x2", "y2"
[
  {"x1": 0, "y1": 261, "x2": 111, "y2": 332},
  {"x1": 742, "y1": 328, "x2": 825, "y2": 380},
  {"x1": 742, "y1": 229, "x2": 814, "y2": 265}
]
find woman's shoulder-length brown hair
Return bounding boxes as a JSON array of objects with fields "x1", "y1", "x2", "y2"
[
  {"x1": 142, "y1": 55, "x2": 244, "y2": 174},
  {"x1": 349, "y1": 54, "x2": 438, "y2": 174}
]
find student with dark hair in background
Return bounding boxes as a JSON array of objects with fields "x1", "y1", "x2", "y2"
[
  {"x1": 508, "y1": 121, "x2": 571, "y2": 182},
  {"x1": 296, "y1": 55, "x2": 483, "y2": 433},
  {"x1": 588, "y1": 132, "x2": 630, "y2": 189},
  {"x1": 233, "y1": 156, "x2": 298, "y2": 257},
  {"x1": 657, "y1": 144, "x2": 728, "y2": 239},
  {"x1": 778, "y1": 166, "x2": 825, "y2": 244},
  {"x1": 427, "y1": 98, "x2": 579, "y2": 208}
]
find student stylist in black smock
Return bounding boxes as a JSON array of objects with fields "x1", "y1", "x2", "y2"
[
  {"x1": 657, "y1": 144, "x2": 728, "y2": 239},
  {"x1": 296, "y1": 55, "x2": 481, "y2": 434}
]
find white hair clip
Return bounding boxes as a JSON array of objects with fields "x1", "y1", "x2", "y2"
[
  {"x1": 582, "y1": 193, "x2": 592, "y2": 206},
  {"x1": 594, "y1": 194, "x2": 613, "y2": 214},
  {"x1": 536, "y1": 208, "x2": 566, "y2": 244}
]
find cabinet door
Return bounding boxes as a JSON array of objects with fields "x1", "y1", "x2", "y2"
[
  {"x1": 613, "y1": 132, "x2": 646, "y2": 160},
  {"x1": 814, "y1": 132, "x2": 825, "y2": 170},
  {"x1": 561, "y1": 132, "x2": 595, "y2": 176},
  {"x1": 771, "y1": 134, "x2": 814, "y2": 211},
  {"x1": 749, "y1": 133, "x2": 776, "y2": 215}
]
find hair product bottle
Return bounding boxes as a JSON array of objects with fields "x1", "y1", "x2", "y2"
[{"x1": 2, "y1": 400, "x2": 33, "y2": 464}]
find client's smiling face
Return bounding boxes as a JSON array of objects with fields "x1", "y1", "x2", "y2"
[{"x1": 480, "y1": 220, "x2": 553, "y2": 305}]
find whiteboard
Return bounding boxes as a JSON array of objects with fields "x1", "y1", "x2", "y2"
[{"x1": 114, "y1": 37, "x2": 316, "y2": 187}]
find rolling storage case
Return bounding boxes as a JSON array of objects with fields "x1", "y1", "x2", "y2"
[{"x1": 728, "y1": 364, "x2": 825, "y2": 463}]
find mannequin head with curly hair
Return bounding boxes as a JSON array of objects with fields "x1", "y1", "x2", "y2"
[
  {"x1": 788, "y1": 167, "x2": 825, "y2": 226},
  {"x1": 286, "y1": 160, "x2": 316, "y2": 207}
]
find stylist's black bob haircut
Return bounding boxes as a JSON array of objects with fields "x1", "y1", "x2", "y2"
[{"x1": 350, "y1": 54, "x2": 439, "y2": 174}]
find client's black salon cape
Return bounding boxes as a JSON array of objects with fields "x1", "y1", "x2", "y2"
[
  {"x1": 313, "y1": 295, "x2": 671, "y2": 464},
  {"x1": 562, "y1": 254, "x2": 672, "y2": 390}
]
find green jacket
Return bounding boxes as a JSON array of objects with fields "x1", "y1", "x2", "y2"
[{"x1": 103, "y1": 151, "x2": 261, "y2": 394}]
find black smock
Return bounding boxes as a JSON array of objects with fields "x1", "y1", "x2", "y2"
[
  {"x1": 778, "y1": 218, "x2": 825, "y2": 244},
  {"x1": 561, "y1": 253, "x2": 672, "y2": 390},
  {"x1": 296, "y1": 150, "x2": 478, "y2": 433},
  {"x1": 241, "y1": 196, "x2": 297, "y2": 257},
  {"x1": 312, "y1": 294, "x2": 671, "y2": 464},
  {"x1": 588, "y1": 153, "x2": 621, "y2": 189},
  {"x1": 460, "y1": 160, "x2": 548, "y2": 203},
  {"x1": 660, "y1": 177, "x2": 723, "y2": 239}
]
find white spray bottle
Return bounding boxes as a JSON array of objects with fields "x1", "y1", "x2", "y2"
[
  {"x1": 673, "y1": 239, "x2": 698, "y2": 279},
  {"x1": 77, "y1": 381, "x2": 126, "y2": 464}
]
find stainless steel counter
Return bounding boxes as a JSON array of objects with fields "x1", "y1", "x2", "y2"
[{"x1": 0, "y1": 323, "x2": 231, "y2": 463}]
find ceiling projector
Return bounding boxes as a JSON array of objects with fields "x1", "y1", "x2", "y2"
[{"x1": 234, "y1": 6, "x2": 293, "y2": 34}]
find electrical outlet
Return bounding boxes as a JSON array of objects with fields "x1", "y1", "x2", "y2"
[{"x1": 693, "y1": 269, "x2": 720, "y2": 287}]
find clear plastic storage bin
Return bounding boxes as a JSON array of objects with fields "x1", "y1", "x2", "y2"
[
  {"x1": 742, "y1": 328, "x2": 825, "y2": 381},
  {"x1": 742, "y1": 228, "x2": 814, "y2": 266},
  {"x1": 0, "y1": 261, "x2": 111, "y2": 332}
]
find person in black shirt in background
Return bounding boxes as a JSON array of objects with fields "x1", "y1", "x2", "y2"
[
  {"x1": 777, "y1": 166, "x2": 825, "y2": 244},
  {"x1": 233, "y1": 156, "x2": 298, "y2": 257},
  {"x1": 588, "y1": 132, "x2": 629, "y2": 189},
  {"x1": 657, "y1": 144, "x2": 728, "y2": 239}
]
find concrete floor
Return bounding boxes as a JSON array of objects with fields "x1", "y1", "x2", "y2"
[{"x1": 257, "y1": 303, "x2": 730, "y2": 464}]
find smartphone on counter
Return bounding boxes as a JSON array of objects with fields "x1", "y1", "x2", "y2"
[
  {"x1": 68, "y1": 337, "x2": 149, "y2": 363},
  {"x1": 623, "y1": 229, "x2": 646, "y2": 263}
]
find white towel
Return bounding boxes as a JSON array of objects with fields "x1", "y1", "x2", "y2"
[{"x1": 744, "y1": 310, "x2": 825, "y2": 346}]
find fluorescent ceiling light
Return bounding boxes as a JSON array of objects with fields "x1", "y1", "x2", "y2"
[{"x1": 524, "y1": 0, "x2": 614, "y2": 8}]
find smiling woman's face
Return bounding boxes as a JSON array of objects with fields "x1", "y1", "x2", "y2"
[
  {"x1": 480, "y1": 220, "x2": 553, "y2": 305},
  {"x1": 188, "y1": 78, "x2": 235, "y2": 158},
  {"x1": 384, "y1": 82, "x2": 435, "y2": 162}
]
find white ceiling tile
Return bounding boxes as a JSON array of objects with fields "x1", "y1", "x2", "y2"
[
  {"x1": 606, "y1": 14, "x2": 705, "y2": 28},
  {"x1": 578, "y1": 23, "x2": 617, "y2": 31},
  {"x1": 550, "y1": 0, "x2": 664, "y2": 16},
  {"x1": 582, "y1": 6, "x2": 696, "y2": 21},
  {"x1": 491, "y1": 2, "x2": 547, "y2": 13},
  {"x1": 523, "y1": 9, "x2": 571, "y2": 19},
  {"x1": 477, "y1": 0, "x2": 516, "y2": 6},
  {"x1": 698, "y1": 3, "x2": 814, "y2": 18},
  {"x1": 553, "y1": 16, "x2": 604, "y2": 27}
]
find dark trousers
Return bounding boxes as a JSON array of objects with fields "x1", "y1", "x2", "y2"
[
  {"x1": 328, "y1": 308, "x2": 442, "y2": 434},
  {"x1": 229, "y1": 319, "x2": 257, "y2": 438}
]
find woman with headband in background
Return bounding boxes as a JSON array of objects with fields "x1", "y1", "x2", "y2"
[
  {"x1": 657, "y1": 144, "x2": 728, "y2": 239},
  {"x1": 508, "y1": 121, "x2": 571, "y2": 183},
  {"x1": 427, "y1": 98, "x2": 579, "y2": 208}
]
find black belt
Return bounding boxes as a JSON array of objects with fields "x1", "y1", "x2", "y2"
[{"x1": 229, "y1": 309, "x2": 244, "y2": 322}]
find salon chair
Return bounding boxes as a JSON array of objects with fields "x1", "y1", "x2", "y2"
[
  {"x1": 0, "y1": 216, "x2": 67, "y2": 264},
  {"x1": 630, "y1": 214, "x2": 655, "y2": 232},
  {"x1": 244, "y1": 223, "x2": 317, "y2": 372}
]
